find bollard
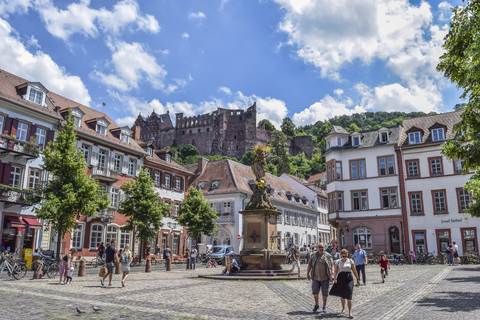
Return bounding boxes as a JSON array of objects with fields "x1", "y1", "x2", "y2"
[
  {"x1": 186, "y1": 257, "x2": 190, "y2": 270},
  {"x1": 166, "y1": 258, "x2": 171, "y2": 271},
  {"x1": 145, "y1": 257, "x2": 151, "y2": 273},
  {"x1": 78, "y1": 259, "x2": 86, "y2": 277},
  {"x1": 33, "y1": 260, "x2": 42, "y2": 279},
  {"x1": 115, "y1": 260, "x2": 121, "y2": 274}
]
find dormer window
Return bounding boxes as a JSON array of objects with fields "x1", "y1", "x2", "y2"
[
  {"x1": 96, "y1": 119, "x2": 108, "y2": 136},
  {"x1": 432, "y1": 128, "x2": 445, "y2": 141},
  {"x1": 147, "y1": 147, "x2": 153, "y2": 156},
  {"x1": 29, "y1": 88, "x2": 43, "y2": 104},
  {"x1": 165, "y1": 154, "x2": 171, "y2": 163},
  {"x1": 120, "y1": 132, "x2": 130, "y2": 144},
  {"x1": 408, "y1": 132, "x2": 421, "y2": 144},
  {"x1": 380, "y1": 132, "x2": 388, "y2": 142},
  {"x1": 337, "y1": 137, "x2": 342, "y2": 146},
  {"x1": 71, "y1": 109, "x2": 83, "y2": 127}
]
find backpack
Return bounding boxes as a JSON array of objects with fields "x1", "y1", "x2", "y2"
[
  {"x1": 119, "y1": 253, "x2": 125, "y2": 263},
  {"x1": 445, "y1": 247, "x2": 451, "y2": 254}
]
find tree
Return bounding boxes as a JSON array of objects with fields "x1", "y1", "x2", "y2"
[
  {"x1": 32, "y1": 110, "x2": 109, "y2": 258},
  {"x1": 181, "y1": 144, "x2": 199, "y2": 158},
  {"x1": 258, "y1": 119, "x2": 276, "y2": 132},
  {"x1": 281, "y1": 117, "x2": 296, "y2": 136},
  {"x1": 177, "y1": 187, "x2": 218, "y2": 242},
  {"x1": 437, "y1": 0, "x2": 480, "y2": 217},
  {"x1": 240, "y1": 151, "x2": 255, "y2": 166},
  {"x1": 268, "y1": 131, "x2": 291, "y2": 176},
  {"x1": 119, "y1": 168, "x2": 170, "y2": 261}
]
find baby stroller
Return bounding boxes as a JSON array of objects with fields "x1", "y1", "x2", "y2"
[{"x1": 206, "y1": 257, "x2": 218, "y2": 268}]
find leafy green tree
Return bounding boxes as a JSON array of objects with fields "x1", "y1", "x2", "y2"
[
  {"x1": 172, "y1": 138, "x2": 179, "y2": 150},
  {"x1": 266, "y1": 163, "x2": 278, "y2": 176},
  {"x1": 281, "y1": 117, "x2": 296, "y2": 136},
  {"x1": 31, "y1": 110, "x2": 109, "y2": 258},
  {"x1": 268, "y1": 131, "x2": 291, "y2": 176},
  {"x1": 119, "y1": 168, "x2": 171, "y2": 261},
  {"x1": 240, "y1": 151, "x2": 255, "y2": 166},
  {"x1": 437, "y1": 0, "x2": 480, "y2": 217},
  {"x1": 258, "y1": 119, "x2": 276, "y2": 132},
  {"x1": 177, "y1": 187, "x2": 218, "y2": 242},
  {"x1": 181, "y1": 144, "x2": 199, "y2": 158}
]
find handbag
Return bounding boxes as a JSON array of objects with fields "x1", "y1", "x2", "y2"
[{"x1": 99, "y1": 267, "x2": 107, "y2": 277}]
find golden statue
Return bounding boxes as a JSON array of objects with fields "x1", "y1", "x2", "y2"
[{"x1": 246, "y1": 145, "x2": 276, "y2": 211}]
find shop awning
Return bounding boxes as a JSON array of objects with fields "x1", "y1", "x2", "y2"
[
  {"x1": 23, "y1": 217, "x2": 42, "y2": 229},
  {"x1": 6, "y1": 216, "x2": 25, "y2": 228}
]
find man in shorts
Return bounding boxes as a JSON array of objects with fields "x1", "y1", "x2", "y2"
[
  {"x1": 453, "y1": 241, "x2": 459, "y2": 266},
  {"x1": 379, "y1": 254, "x2": 390, "y2": 283},
  {"x1": 307, "y1": 243, "x2": 334, "y2": 313},
  {"x1": 101, "y1": 240, "x2": 118, "y2": 287}
]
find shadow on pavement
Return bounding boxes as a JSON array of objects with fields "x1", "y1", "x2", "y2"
[
  {"x1": 448, "y1": 276, "x2": 480, "y2": 283},
  {"x1": 287, "y1": 311, "x2": 344, "y2": 318}
]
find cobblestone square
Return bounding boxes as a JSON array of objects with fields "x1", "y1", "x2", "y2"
[{"x1": 0, "y1": 263, "x2": 479, "y2": 320}]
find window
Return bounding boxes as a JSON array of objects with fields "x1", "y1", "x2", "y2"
[
  {"x1": 113, "y1": 154, "x2": 122, "y2": 172},
  {"x1": 407, "y1": 160, "x2": 419, "y2": 178},
  {"x1": 353, "y1": 227, "x2": 372, "y2": 249},
  {"x1": 98, "y1": 149, "x2": 107, "y2": 169},
  {"x1": 454, "y1": 159, "x2": 464, "y2": 174},
  {"x1": 379, "y1": 132, "x2": 389, "y2": 142},
  {"x1": 350, "y1": 159, "x2": 366, "y2": 179},
  {"x1": 172, "y1": 233, "x2": 179, "y2": 255},
  {"x1": 9, "y1": 166, "x2": 22, "y2": 188},
  {"x1": 28, "y1": 169, "x2": 42, "y2": 190},
  {"x1": 436, "y1": 230, "x2": 450, "y2": 253},
  {"x1": 352, "y1": 136, "x2": 360, "y2": 146},
  {"x1": 337, "y1": 137, "x2": 342, "y2": 146},
  {"x1": 28, "y1": 88, "x2": 43, "y2": 104},
  {"x1": 409, "y1": 131, "x2": 421, "y2": 144},
  {"x1": 120, "y1": 133, "x2": 130, "y2": 144},
  {"x1": 106, "y1": 225, "x2": 118, "y2": 248},
  {"x1": 120, "y1": 230, "x2": 131, "y2": 249},
  {"x1": 174, "y1": 202, "x2": 180, "y2": 217},
  {"x1": 223, "y1": 202, "x2": 232, "y2": 214},
  {"x1": 96, "y1": 122, "x2": 107, "y2": 136},
  {"x1": 432, "y1": 128, "x2": 445, "y2": 141},
  {"x1": 462, "y1": 229, "x2": 477, "y2": 253},
  {"x1": 175, "y1": 177, "x2": 181, "y2": 191},
  {"x1": 335, "y1": 162, "x2": 342, "y2": 180},
  {"x1": 147, "y1": 147, "x2": 153, "y2": 156},
  {"x1": 128, "y1": 158, "x2": 135, "y2": 176},
  {"x1": 414, "y1": 231, "x2": 426, "y2": 253},
  {"x1": 165, "y1": 154, "x2": 171, "y2": 163},
  {"x1": 17, "y1": 122, "x2": 28, "y2": 140},
  {"x1": 432, "y1": 190, "x2": 447, "y2": 214},
  {"x1": 0, "y1": 116, "x2": 3, "y2": 134},
  {"x1": 90, "y1": 224, "x2": 104, "y2": 249},
  {"x1": 457, "y1": 188, "x2": 471, "y2": 213},
  {"x1": 409, "y1": 192, "x2": 423, "y2": 215},
  {"x1": 380, "y1": 188, "x2": 398, "y2": 209},
  {"x1": 429, "y1": 157, "x2": 443, "y2": 176},
  {"x1": 74, "y1": 116, "x2": 81, "y2": 127},
  {"x1": 161, "y1": 174, "x2": 169, "y2": 188},
  {"x1": 111, "y1": 188, "x2": 119, "y2": 208},
  {"x1": 337, "y1": 192, "x2": 344, "y2": 211},
  {"x1": 352, "y1": 191, "x2": 368, "y2": 210},
  {"x1": 81, "y1": 144, "x2": 90, "y2": 164},
  {"x1": 154, "y1": 172, "x2": 161, "y2": 185},
  {"x1": 378, "y1": 156, "x2": 395, "y2": 176},
  {"x1": 71, "y1": 224, "x2": 83, "y2": 249},
  {"x1": 35, "y1": 128, "x2": 46, "y2": 149}
]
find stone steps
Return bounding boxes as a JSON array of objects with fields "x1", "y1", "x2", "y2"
[{"x1": 198, "y1": 270, "x2": 307, "y2": 281}]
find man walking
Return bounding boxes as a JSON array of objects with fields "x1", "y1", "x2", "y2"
[
  {"x1": 307, "y1": 243, "x2": 334, "y2": 313},
  {"x1": 190, "y1": 246, "x2": 198, "y2": 270},
  {"x1": 101, "y1": 240, "x2": 118, "y2": 287},
  {"x1": 352, "y1": 244, "x2": 368, "y2": 286},
  {"x1": 453, "y1": 241, "x2": 459, "y2": 266}
]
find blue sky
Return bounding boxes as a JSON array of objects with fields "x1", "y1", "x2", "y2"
[{"x1": 0, "y1": 0, "x2": 465, "y2": 129}]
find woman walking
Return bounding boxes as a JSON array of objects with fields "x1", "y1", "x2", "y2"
[
  {"x1": 120, "y1": 244, "x2": 132, "y2": 287},
  {"x1": 287, "y1": 245, "x2": 301, "y2": 277},
  {"x1": 329, "y1": 249, "x2": 360, "y2": 318},
  {"x1": 59, "y1": 249, "x2": 77, "y2": 285}
]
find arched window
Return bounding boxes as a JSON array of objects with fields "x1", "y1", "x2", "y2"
[
  {"x1": 90, "y1": 224, "x2": 104, "y2": 249},
  {"x1": 353, "y1": 227, "x2": 372, "y2": 249}
]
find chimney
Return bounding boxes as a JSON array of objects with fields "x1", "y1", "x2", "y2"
[
  {"x1": 131, "y1": 126, "x2": 141, "y2": 140},
  {"x1": 196, "y1": 157, "x2": 209, "y2": 175}
]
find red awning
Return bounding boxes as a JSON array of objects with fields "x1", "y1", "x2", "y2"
[
  {"x1": 6, "y1": 216, "x2": 25, "y2": 228},
  {"x1": 23, "y1": 217, "x2": 42, "y2": 229}
]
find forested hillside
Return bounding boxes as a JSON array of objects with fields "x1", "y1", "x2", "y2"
[{"x1": 172, "y1": 111, "x2": 430, "y2": 180}]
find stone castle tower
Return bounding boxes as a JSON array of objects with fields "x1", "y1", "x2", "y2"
[{"x1": 134, "y1": 103, "x2": 315, "y2": 159}]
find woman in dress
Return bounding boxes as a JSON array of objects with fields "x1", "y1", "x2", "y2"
[
  {"x1": 120, "y1": 244, "x2": 132, "y2": 287},
  {"x1": 329, "y1": 249, "x2": 360, "y2": 318},
  {"x1": 59, "y1": 249, "x2": 77, "y2": 285}
]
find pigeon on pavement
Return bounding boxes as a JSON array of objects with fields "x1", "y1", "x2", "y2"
[
  {"x1": 93, "y1": 306, "x2": 102, "y2": 312},
  {"x1": 76, "y1": 307, "x2": 86, "y2": 314}
]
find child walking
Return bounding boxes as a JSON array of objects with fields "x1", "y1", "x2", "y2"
[
  {"x1": 66, "y1": 267, "x2": 74, "y2": 284},
  {"x1": 379, "y1": 254, "x2": 390, "y2": 283}
]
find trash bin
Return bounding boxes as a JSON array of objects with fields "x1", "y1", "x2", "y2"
[{"x1": 22, "y1": 249, "x2": 33, "y2": 269}]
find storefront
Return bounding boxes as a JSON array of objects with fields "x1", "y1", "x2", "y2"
[{"x1": 1, "y1": 215, "x2": 42, "y2": 255}]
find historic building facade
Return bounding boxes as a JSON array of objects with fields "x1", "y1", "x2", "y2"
[{"x1": 134, "y1": 103, "x2": 316, "y2": 159}]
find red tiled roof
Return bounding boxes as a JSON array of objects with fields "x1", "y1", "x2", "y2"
[
  {"x1": 282, "y1": 173, "x2": 308, "y2": 185},
  {"x1": 145, "y1": 153, "x2": 193, "y2": 176},
  {"x1": 307, "y1": 172, "x2": 326, "y2": 183}
]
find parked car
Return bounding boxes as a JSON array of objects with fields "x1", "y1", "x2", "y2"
[{"x1": 206, "y1": 245, "x2": 235, "y2": 262}]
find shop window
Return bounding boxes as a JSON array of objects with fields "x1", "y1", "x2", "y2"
[
  {"x1": 353, "y1": 227, "x2": 372, "y2": 249},
  {"x1": 462, "y1": 229, "x2": 477, "y2": 253},
  {"x1": 71, "y1": 224, "x2": 83, "y2": 249},
  {"x1": 90, "y1": 224, "x2": 104, "y2": 249},
  {"x1": 436, "y1": 230, "x2": 451, "y2": 253},
  {"x1": 413, "y1": 231, "x2": 426, "y2": 253}
]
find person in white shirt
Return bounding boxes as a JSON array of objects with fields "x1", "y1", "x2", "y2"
[
  {"x1": 190, "y1": 246, "x2": 198, "y2": 270},
  {"x1": 453, "y1": 241, "x2": 459, "y2": 266}
]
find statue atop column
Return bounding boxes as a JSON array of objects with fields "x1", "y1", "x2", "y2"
[{"x1": 245, "y1": 145, "x2": 276, "y2": 211}]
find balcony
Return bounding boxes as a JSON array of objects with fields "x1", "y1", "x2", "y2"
[
  {"x1": 216, "y1": 213, "x2": 234, "y2": 224},
  {"x1": 0, "y1": 135, "x2": 40, "y2": 160},
  {"x1": 91, "y1": 166, "x2": 119, "y2": 182},
  {"x1": 0, "y1": 185, "x2": 38, "y2": 208}
]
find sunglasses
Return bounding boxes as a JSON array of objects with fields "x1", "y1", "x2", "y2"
[
  {"x1": 341, "y1": 255, "x2": 347, "y2": 257},
  {"x1": 318, "y1": 246, "x2": 324, "y2": 249}
]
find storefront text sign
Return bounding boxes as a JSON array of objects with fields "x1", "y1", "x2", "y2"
[{"x1": 441, "y1": 218, "x2": 463, "y2": 223}]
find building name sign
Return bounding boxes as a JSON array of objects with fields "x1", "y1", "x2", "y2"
[{"x1": 441, "y1": 218, "x2": 463, "y2": 224}]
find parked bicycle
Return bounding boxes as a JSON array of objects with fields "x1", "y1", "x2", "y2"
[
  {"x1": 460, "y1": 252, "x2": 480, "y2": 265},
  {"x1": 0, "y1": 253, "x2": 27, "y2": 280},
  {"x1": 91, "y1": 256, "x2": 105, "y2": 268}
]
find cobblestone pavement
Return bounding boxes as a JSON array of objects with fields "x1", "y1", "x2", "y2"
[{"x1": 0, "y1": 263, "x2": 478, "y2": 319}]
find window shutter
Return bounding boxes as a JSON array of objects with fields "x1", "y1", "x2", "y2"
[
  {"x1": 3, "y1": 163, "x2": 11, "y2": 185},
  {"x1": 162, "y1": 172, "x2": 166, "y2": 187},
  {"x1": 90, "y1": 145, "x2": 99, "y2": 167},
  {"x1": 135, "y1": 159, "x2": 142, "y2": 177},
  {"x1": 3, "y1": 117, "x2": 12, "y2": 135},
  {"x1": 10, "y1": 119, "x2": 18, "y2": 136},
  {"x1": 75, "y1": 140, "x2": 82, "y2": 149},
  {"x1": 29, "y1": 124, "x2": 37, "y2": 143},
  {"x1": 45, "y1": 130, "x2": 55, "y2": 146},
  {"x1": 0, "y1": 163, "x2": 4, "y2": 184}
]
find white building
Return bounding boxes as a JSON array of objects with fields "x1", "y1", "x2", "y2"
[
  {"x1": 187, "y1": 158, "x2": 320, "y2": 254},
  {"x1": 399, "y1": 111, "x2": 478, "y2": 255}
]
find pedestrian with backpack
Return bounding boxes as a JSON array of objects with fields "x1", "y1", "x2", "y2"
[
  {"x1": 120, "y1": 244, "x2": 132, "y2": 287},
  {"x1": 446, "y1": 244, "x2": 454, "y2": 266}
]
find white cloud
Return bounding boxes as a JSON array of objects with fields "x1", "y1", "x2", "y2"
[
  {"x1": 0, "y1": 0, "x2": 31, "y2": 17},
  {"x1": 256, "y1": 97, "x2": 288, "y2": 129},
  {"x1": 0, "y1": 18, "x2": 91, "y2": 105},
  {"x1": 34, "y1": 0, "x2": 160, "y2": 41},
  {"x1": 292, "y1": 95, "x2": 364, "y2": 126},
  {"x1": 92, "y1": 41, "x2": 168, "y2": 92},
  {"x1": 438, "y1": 1, "x2": 452, "y2": 21},
  {"x1": 218, "y1": 86, "x2": 232, "y2": 95},
  {"x1": 25, "y1": 35, "x2": 40, "y2": 49},
  {"x1": 219, "y1": 0, "x2": 230, "y2": 11},
  {"x1": 182, "y1": 32, "x2": 190, "y2": 39},
  {"x1": 333, "y1": 88, "x2": 344, "y2": 96},
  {"x1": 188, "y1": 12, "x2": 206, "y2": 20}
]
